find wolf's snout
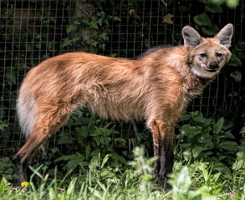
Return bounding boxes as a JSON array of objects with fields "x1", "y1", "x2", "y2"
[{"x1": 208, "y1": 61, "x2": 219, "y2": 71}]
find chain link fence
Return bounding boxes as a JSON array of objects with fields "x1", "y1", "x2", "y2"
[{"x1": 1, "y1": 0, "x2": 244, "y2": 157}]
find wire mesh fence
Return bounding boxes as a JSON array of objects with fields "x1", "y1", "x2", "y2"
[{"x1": 0, "y1": 0, "x2": 244, "y2": 157}]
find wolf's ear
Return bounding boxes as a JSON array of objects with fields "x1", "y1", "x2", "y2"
[
  {"x1": 182, "y1": 26, "x2": 202, "y2": 49},
  {"x1": 215, "y1": 23, "x2": 233, "y2": 49}
]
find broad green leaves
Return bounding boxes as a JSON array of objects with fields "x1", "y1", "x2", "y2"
[
  {"x1": 205, "y1": 4, "x2": 223, "y2": 13},
  {"x1": 230, "y1": 70, "x2": 242, "y2": 82},
  {"x1": 176, "y1": 112, "x2": 239, "y2": 163},
  {"x1": 213, "y1": 117, "x2": 224, "y2": 134},
  {"x1": 172, "y1": 166, "x2": 191, "y2": 200},
  {"x1": 194, "y1": 14, "x2": 212, "y2": 27}
]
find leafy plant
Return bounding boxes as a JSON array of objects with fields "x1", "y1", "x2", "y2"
[
  {"x1": 209, "y1": 0, "x2": 240, "y2": 8},
  {"x1": 0, "y1": 157, "x2": 15, "y2": 181},
  {"x1": 0, "y1": 121, "x2": 8, "y2": 131},
  {"x1": 231, "y1": 151, "x2": 245, "y2": 188},
  {"x1": 64, "y1": 10, "x2": 121, "y2": 50},
  {"x1": 175, "y1": 111, "x2": 245, "y2": 192},
  {"x1": 53, "y1": 110, "x2": 128, "y2": 172},
  {"x1": 128, "y1": 147, "x2": 156, "y2": 196},
  {"x1": 0, "y1": 3, "x2": 244, "y2": 199},
  {"x1": 176, "y1": 111, "x2": 238, "y2": 164}
]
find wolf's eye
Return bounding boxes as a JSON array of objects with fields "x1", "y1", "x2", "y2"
[
  {"x1": 216, "y1": 52, "x2": 223, "y2": 57},
  {"x1": 200, "y1": 53, "x2": 207, "y2": 58}
]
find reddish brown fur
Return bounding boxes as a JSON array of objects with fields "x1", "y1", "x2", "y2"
[{"x1": 13, "y1": 24, "x2": 233, "y2": 189}]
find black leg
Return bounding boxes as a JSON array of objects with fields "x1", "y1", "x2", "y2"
[{"x1": 12, "y1": 154, "x2": 28, "y2": 186}]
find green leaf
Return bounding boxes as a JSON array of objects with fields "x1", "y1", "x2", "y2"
[
  {"x1": 47, "y1": 42, "x2": 53, "y2": 50},
  {"x1": 73, "y1": 20, "x2": 80, "y2": 25},
  {"x1": 90, "y1": 18, "x2": 99, "y2": 29},
  {"x1": 96, "y1": 18, "x2": 103, "y2": 26},
  {"x1": 236, "y1": 151, "x2": 245, "y2": 160},
  {"x1": 197, "y1": 136, "x2": 214, "y2": 148},
  {"x1": 93, "y1": 137, "x2": 101, "y2": 146},
  {"x1": 54, "y1": 154, "x2": 78, "y2": 162},
  {"x1": 55, "y1": 154, "x2": 85, "y2": 171},
  {"x1": 81, "y1": 18, "x2": 89, "y2": 26},
  {"x1": 230, "y1": 71, "x2": 242, "y2": 82},
  {"x1": 179, "y1": 124, "x2": 201, "y2": 136},
  {"x1": 66, "y1": 24, "x2": 75, "y2": 34},
  {"x1": 213, "y1": 161, "x2": 231, "y2": 176},
  {"x1": 232, "y1": 152, "x2": 245, "y2": 170},
  {"x1": 100, "y1": 169, "x2": 111, "y2": 177},
  {"x1": 205, "y1": 4, "x2": 223, "y2": 13},
  {"x1": 180, "y1": 114, "x2": 193, "y2": 121},
  {"x1": 35, "y1": 43, "x2": 42, "y2": 49},
  {"x1": 199, "y1": 0, "x2": 213, "y2": 4},
  {"x1": 90, "y1": 130, "x2": 102, "y2": 137},
  {"x1": 6, "y1": 73, "x2": 16, "y2": 84},
  {"x1": 201, "y1": 25, "x2": 219, "y2": 36},
  {"x1": 232, "y1": 159, "x2": 245, "y2": 170},
  {"x1": 191, "y1": 186, "x2": 217, "y2": 199},
  {"x1": 57, "y1": 134, "x2": 73, "y2": 145},
  {"x1": 235, "y1": 41, "x2": 245, "y2": 51},
  {"x1": 240, "y1": 126, "x2": 245, "y2": 133},
  {"x1": 193, "y1": 115, "x2": 212, "y2": 127},
  {"x1": 85, "y1": 145, "x2": 91, "y2": 160},
  {"x1": 172, "y1": 166, "x2": 191, "y2": 199},
  {"x1": 77, "y1": 126, "x2": 88, "y2": 138},
  {"x1": 0, "y1": 178, "x2": 7, "y2": 196},
  {"x1": 236, "y1": 52, "x2": 245, "y2": 60},
  {"x1": 62, "y1": 38, "x2": 72, "y2": 48},
  {"x1": 194, "y1": 13, "x2": 212, "y2": 26},
  {"x1": 112, "y1": 16, "x2": 121, "y2": 21},
  {"x1": 101, "y1": 154, "x2": 111, "y2": 168},
  {"x1": 24, "y1": 43, "x2": 32, "y2": 51},
  {"x1": 213, "y1": 117, "x2": 224, "y2": 134},
  {"x1": 192, "y1": 146, "x2": 208, "y2": 158},
  {"x1": 67, "y1": 157, "x2": 83, "y2": 171},
  {"x1": 146, "y1": 157, "x2": 158, "y2": 166},
  {"x1": 183, "y1": 149, "x2": 192, "y2": 161},
  {"x1": 111, "y1": 152, "x2": 127, "y2": 164},
  {"x1": 0, "y1": 121, "x2": 8, "y2": 131},
  {"x1": 98, "y1": 32, "x2": 108, "y2": 41},
  {"x1": 228, "y1": 54, "x2": 242, "y2": 66},
  {"x1": 219, "y1": 141, "x2": 238, "y2": 151}
]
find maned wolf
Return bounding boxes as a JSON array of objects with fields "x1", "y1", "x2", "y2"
[{"x1": 13, "y1": 23, "x2": 233, "y2": 188}]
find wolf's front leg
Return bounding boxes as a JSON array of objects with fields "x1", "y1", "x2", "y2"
[{"x1": 148, "y1": 119, "x2": 174, "y2": 190}]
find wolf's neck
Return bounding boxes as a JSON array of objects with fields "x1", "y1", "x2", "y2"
[{"x1": 163, "y1": 47, "x2": 214, "y2": 97}]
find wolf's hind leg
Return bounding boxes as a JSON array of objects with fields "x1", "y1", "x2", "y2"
[{"x1": 13, "y1": 103, "x2": 74, "y2": 185}]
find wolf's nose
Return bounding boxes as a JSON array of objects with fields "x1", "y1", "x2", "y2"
[{"x1": 209, "y1": 61, "x2": 218, "y2": 70}]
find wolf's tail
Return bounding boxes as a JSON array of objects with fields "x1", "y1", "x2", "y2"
[{"x1": 17, "y1": 87, "x2": 37, "y2": 139}]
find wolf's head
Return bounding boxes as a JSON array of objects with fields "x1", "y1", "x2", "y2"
[{"x1": 182, "y1": 24, "x2": 233, "y2": 79}]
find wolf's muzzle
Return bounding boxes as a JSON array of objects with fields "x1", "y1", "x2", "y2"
[{"x1": 207, "y1": 61, "x2": 219, "y2": 71}]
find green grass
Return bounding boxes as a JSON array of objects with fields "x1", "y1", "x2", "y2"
[{"x1": 1, "y1": 147, "x2": 245, "y2": 200}]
